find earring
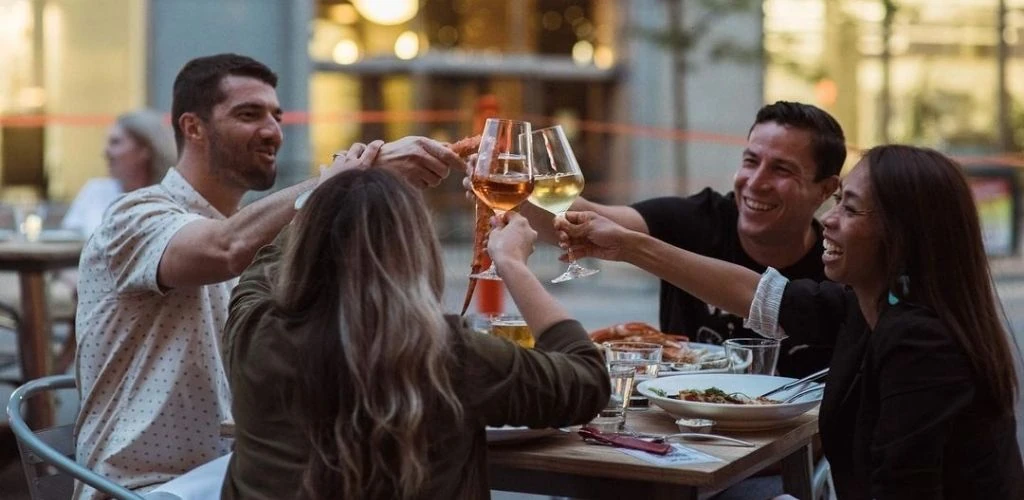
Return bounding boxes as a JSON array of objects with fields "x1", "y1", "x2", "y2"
[
  {"x1": 887, "y1": 274, "x2": 910, "y2": 306},
  {"x1": 887, "y1": 292, "x2": 899, "y2": 306}
]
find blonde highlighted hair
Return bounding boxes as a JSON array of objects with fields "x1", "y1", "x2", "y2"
[
  {"x1": 115, "y1": 109, "x2": 176, "y2": 183},
  {"x1": 273, "y1": 168, "x2": 463, "y2": 499}
]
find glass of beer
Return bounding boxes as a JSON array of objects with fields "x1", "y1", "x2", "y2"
[
  {"x1": 489, "y1": 314, "x2": 534, "y2": 348},
  {"x1": 526, "y1": 125, "x2": 598, "y2": 283},
  {"x1": 469, "y1": 118, "x2": 534, "y2": 281}
]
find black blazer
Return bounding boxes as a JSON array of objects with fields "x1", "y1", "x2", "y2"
[{"x1": 780, "y1": 280, "x2": 1024, "y2": 499}]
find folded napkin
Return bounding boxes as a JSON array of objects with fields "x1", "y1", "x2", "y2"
[
  {"x1": 142, "y1": 453, "x2": 232, "y2": 500},
  {"x1": 578, "y1": 426, "x2": 672, "y2": 455}
]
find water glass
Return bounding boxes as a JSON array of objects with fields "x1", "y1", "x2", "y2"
[
  {"x1": 724, "y1": 338, "x2": 780, "y2": 375},
  {"x1": 587, "y1": 363, "x2": 635, "y2": 432},
  {"x1": 603, "y1": 341, "x2": 662, "y2": 409},
  {"x1": 13, "y1": 203, "x2": 48, "y2": 242}
]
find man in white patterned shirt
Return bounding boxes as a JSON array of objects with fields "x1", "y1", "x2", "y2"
[{"x1": 73, "y1": 53, "x2": 464, "y2": 498}]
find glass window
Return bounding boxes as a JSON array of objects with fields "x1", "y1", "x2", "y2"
[
  {"x1": 765, "y1": 0, "x2": 1007, "y2": 154},
  {"x1": 0, "y1": 0, "x2": 144, "y2": 202}
]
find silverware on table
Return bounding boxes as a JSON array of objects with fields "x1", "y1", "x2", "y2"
[
  {"x1": 627, "y1": 431, "x2": 755, "y2": 447},
  {"x1": 782, "y1": 385, "x2": 825, "y2": 403},
  {"x1": 758, "y1": 367, "x2": 829, "y2": 399}
]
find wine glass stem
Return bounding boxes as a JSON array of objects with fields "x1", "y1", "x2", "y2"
[
  {"x1": 555, "y1": 212, "x2": 578, "y2": 264},
  {"x1": 565, "y1": 242, "x2": 579, "y2": 264}
]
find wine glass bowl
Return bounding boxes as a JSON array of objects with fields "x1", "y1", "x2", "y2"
[
  {"x1": 469, "y1": 157, "x2": 533, "y2": 213},
  {"x1": 527, "y1": 125, "x2": 599, "y2": 283},
  {"x1": 468, "y1": 118, "x2": 534, "y2": 281}
]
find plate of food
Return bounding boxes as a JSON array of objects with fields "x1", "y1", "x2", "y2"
[
  {"x1": 657, "y1": 342, "x2": 729, "y2": 375},
  {"x1": 589, "y1": 322, "x2": 728, "y2": 375},
  {"x1": 635, "y1": 374, "x2": 823, "y2": 430},
  {"x1": 485, "y1": 426, "x2": 559, "y2": 444}
]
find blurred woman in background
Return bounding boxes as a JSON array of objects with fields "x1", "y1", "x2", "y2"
[
  {"x1": 222, "y1": 160, "x2": 609, "y2": 499},
  {"x1": 49, "y1": 109, "x2": 177, "y2": 372},
  {"x1": 62, "y1": 108, "x2": 176, "y2": 237},
  {"x1": 557, "y1": 145, "x2": 1023, "y2": 499}
]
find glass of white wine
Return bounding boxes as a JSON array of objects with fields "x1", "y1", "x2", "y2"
[
  {"x1": 527, "y1": 125, "x2": 599, "y2": 283},
  {"x1": 469, "y1": 118, "x2": 534, "y2": 281}
]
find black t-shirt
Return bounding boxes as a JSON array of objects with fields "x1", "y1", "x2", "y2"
[{"x1": 632, "y1": 188, "x2": 832, "y2": 377}]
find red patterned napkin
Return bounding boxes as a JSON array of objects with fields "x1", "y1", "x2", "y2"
[{"x1": 578, "y1": 426, "x2": 672, "y2": 455}]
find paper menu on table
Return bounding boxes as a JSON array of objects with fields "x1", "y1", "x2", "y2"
[{"x1": 617, "y1": 443, "x2": 723, "y2": 466}]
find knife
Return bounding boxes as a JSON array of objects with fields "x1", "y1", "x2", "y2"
[{"x1": 578, "y1": 426, "x2": 673, "y2": 455}]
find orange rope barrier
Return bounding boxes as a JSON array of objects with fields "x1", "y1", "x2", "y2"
[{"x1": 2, "y1": 110, "x2": 1022, "y2": 168}]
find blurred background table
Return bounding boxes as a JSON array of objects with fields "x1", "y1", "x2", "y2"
[
  {"x1": 488, "y1": 408, "x2": 817, "y2": 500},
  {"x1": 0, "y1": 239, "x2": 83, "y2": 429}
]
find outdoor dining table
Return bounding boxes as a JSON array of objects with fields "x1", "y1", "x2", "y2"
[
  {"x1": 488, "y1": 407, "x2": 818, "y2": 500},
  {"x1": 220, "y1": 405, "x2": 818, "y2": 499},
  {"x1": 0, "y1": 237, "x2": 84, "y2": 429}
]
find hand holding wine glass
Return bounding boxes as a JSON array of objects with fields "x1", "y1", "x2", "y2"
[
  {"x1": 527, "y1": 125, "x2": 599, "y2": 283},
  {"x1": 468, "y1": 118, "x2": 534, "y2": 280},
  {"x1": 487, "y1": 211, "x2": 539, "y2": 270}
]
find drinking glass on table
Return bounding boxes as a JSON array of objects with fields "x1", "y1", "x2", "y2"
[
  {"x1": 604, "y1": 341, "x2": 662, "y2": 409},
  {"x1": 527, "y1": 125, "x2": 598, "y2": 283},
  {"x1": 13, "y1": 202, "x2": 48, "y2": 242},
  {"x1": 587, "y1": 363, "x2": 635, "y2": 432},
  {"x1": 468, "y1": 118, "x2": 534, "y2": 281},
  {"x1": 724, "y1": 338, "x2": 780, "y2": 375}
]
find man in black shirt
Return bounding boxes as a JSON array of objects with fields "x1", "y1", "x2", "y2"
[{"x1": 524, "y1": 101, "x2": 846, "y2": 377}]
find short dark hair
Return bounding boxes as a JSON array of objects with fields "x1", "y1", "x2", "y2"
[
  {"x1": 171, "y1": 53, "x2": 278, "y2": 152},
  {"x1": 751, "y1": 101, "x2": 846, "y2": 180}
]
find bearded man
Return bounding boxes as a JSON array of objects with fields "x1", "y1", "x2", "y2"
[{"x1": 73, "y1": 53, "x2": 464, "y2": 498}]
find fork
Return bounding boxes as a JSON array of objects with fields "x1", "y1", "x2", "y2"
[
  {"x1": 758, "y1": 367, "x2": 829, "y2": 399},
  {"x1": 629, "y1": 432, "x2": 755, "y2": 447},
  {"x1": 782, "y1": 385, "x2": 825, "y2": 403}
]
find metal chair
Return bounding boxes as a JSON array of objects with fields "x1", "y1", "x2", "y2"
[
  {"x1": 6, "y1": 374, "x2": 144, "y2": 500},
  {"x1": 812, "y1": 457, "x2": 837, "y2": 500}
]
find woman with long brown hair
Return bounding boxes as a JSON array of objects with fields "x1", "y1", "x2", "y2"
[
  {"x1": 221, "y1": 157, "x2": 610, "y2": 499},
  {"x1": 558, "y1": 144, "x2": 1023, "y2": 499}
]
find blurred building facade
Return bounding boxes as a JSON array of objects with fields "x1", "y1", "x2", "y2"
[
  {"x1": 765, "y1": 0, "x2": 1024, "y2": 157},
  {"x1": 0, "y1": 0, "x2": 1021, "y2": 220}
]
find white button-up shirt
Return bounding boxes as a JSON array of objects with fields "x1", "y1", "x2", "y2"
[{"x1": 74, "y1": 168, "x2": 234, "y2": 498}]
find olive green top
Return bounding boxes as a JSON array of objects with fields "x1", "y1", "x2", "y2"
[{"x1": 221, "y1": 236, "x2": 610, "y2": 500}]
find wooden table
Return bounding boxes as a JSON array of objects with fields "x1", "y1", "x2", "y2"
[
  {"x1": 488, "y1": 408, "x2": 818, "y2": 500},
  {"x1": 0, "y1": 239, "x2": 84, "y2": 429},
  {"x1": 220, "y1": 408, "x2": 818, "y2": 498}
]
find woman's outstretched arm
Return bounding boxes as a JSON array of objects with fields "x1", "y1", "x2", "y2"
[{"x1": 556, "y1": 210, "x2": 761, "y2": 320}]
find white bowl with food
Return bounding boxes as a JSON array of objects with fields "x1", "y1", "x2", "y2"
[{"x1": 635, "y1": 374, "x2": 823, "y2": 430}]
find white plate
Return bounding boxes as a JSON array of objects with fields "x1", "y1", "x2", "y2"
[
  {"x1": 635, "y1": 374, "x2": 822, "y2": 431},
  {"x1": 486, "y1": 426, "x2": 559, "y2": 444},
  {"x1": 658, "y1": 342, "x2": 729, "y2": 376}
]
